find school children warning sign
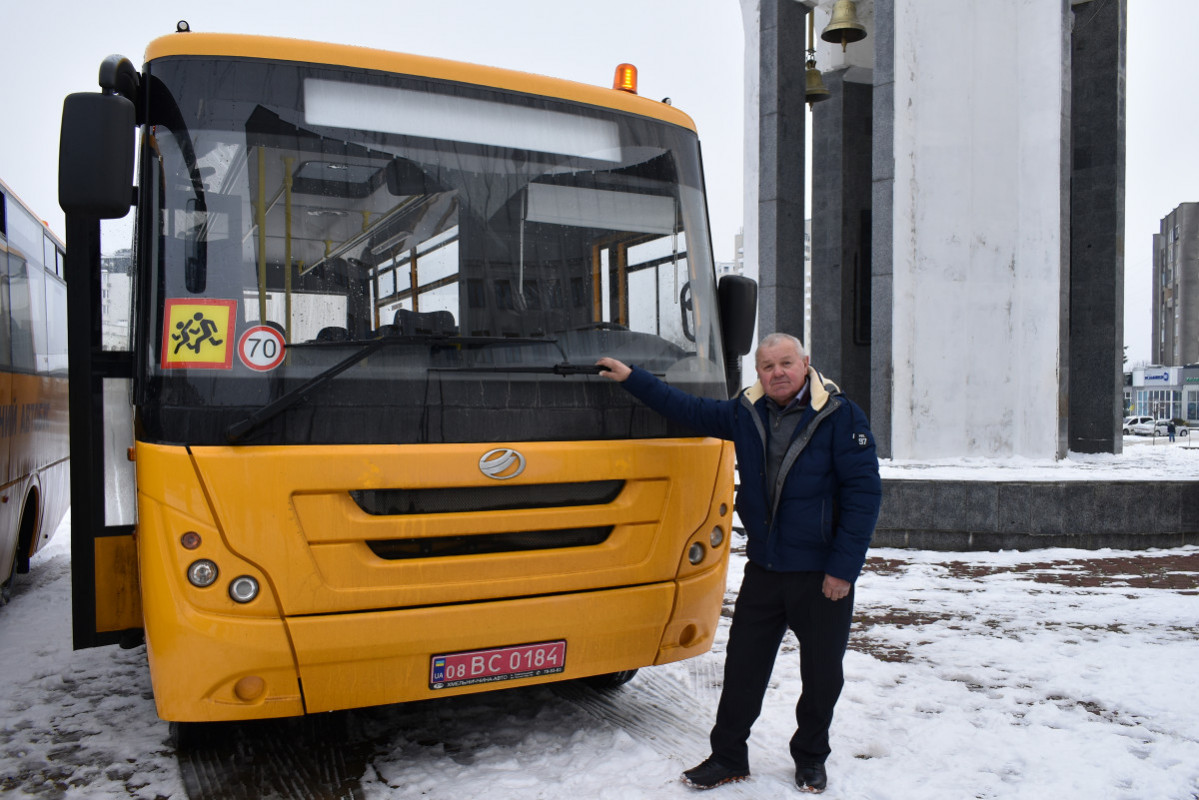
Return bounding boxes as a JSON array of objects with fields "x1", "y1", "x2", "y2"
[{"x1": 161, "y1": 299, "x2": 237, "y2": 369}]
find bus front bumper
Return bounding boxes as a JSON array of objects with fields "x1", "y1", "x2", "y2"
[{"x1": 147, "y1": 564, "x2": 726, "y2": 721}]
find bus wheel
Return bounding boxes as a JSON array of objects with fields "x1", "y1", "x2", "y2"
[
  {"x1": 581, "y1": 669, "x2": 638, "y2": 690},
  {"x1": 3, "y1": 495, "x2": 38, "y2": 604},
  {"x1": 15, "y1": 494, "x2": 37, "y2": 576}
]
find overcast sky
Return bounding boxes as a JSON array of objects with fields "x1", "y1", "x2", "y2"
[
  {"x1": 1121, "y1": 0, "x2": 1199, "y2": 364},
  {"x1": 0, "y1": 0, "x2": 747, "y2": 257},
  {"x1": 1, "y1": 1, "x2": 1193, "y2": 365}
]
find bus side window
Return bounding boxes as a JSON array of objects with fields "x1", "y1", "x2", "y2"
[
  {"x1": 0, "y1": 251, "x2": 10, "y2": 368},
  {"x1": 8, "y1": 257, "x2": 35, "y2": 372}
]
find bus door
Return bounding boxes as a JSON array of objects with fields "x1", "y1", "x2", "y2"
[
  {"x1": 62, "y1": 213, "x2": 142, "y2": 648},
  {"x1": 58, "y1": 59, "x2": 143, "y2": 648}
]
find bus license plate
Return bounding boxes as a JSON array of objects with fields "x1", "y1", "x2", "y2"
[{"x1": 429, "y1": 640, "x2": 567, "y2": 689}]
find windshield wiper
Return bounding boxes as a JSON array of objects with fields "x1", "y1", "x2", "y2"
[
  {"x1": 431, "y1": 362, "x2": 609, "y2": 376},
  {"x1": 288, "y1": 333, "x2": 558, "y2": 349},
  {"x1": 225, "y1": 337, "x2": 390, "y2": 443},
  {"x1": 224, "y1": 334, "x2": 561, "y2": 443}
]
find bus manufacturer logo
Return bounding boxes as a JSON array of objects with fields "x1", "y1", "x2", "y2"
[{"x1": 479, "y1": 448, "x2": 525, "y2": 480}]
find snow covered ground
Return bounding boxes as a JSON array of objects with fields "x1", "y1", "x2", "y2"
[
  {"x1": 2, "y1": 441, "x2": 1197, "y2": 799},
  {"x1": 880, "y1": 434, "x2": 1199, "y2": 481}
]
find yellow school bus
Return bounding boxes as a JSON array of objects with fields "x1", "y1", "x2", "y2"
[
  {"x1": 58, "y1": 27, "x2": 756, "y2": 742},
  {"x1": 0, "y1": 177, "x2": 69, "y2": 605}
]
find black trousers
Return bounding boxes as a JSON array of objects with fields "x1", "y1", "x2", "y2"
[{"x1": 709, "y1": 562, "x2": 855, "y2": 770}]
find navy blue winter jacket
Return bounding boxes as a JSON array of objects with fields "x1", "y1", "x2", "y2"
[{"x1": 621, "y1": 365, "x2": 881, "y2": 583}]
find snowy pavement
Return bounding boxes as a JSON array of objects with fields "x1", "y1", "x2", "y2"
[
  {"x1": 880, "y1": 435, "x2": 1199, "y2": 481},
  {"x1": 3, "y1": 513, "x2": 1197, "y2": 799}
]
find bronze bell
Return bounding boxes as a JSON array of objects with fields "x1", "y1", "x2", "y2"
[
  {"x1": 821, "y1": 0, "x2": 867, "y2": 52},
  {"x1": 805, "y1": 61, "x2": 830, "y2": 107}
]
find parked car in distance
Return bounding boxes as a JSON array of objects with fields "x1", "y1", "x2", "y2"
[
  {"x1": 1153, "y1": 419, "x2": 1188, "y2": 437},
  {"x1": 1123, "y1": 415, "x2": 1153, "y2": 435},
  {"x1": 1126, "y1": 417, "x2": 1188, "y2": 437}
]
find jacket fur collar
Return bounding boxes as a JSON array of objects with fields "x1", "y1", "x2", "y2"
[{"x1": 742, "y1": 366, "x2": 839, "y2": 411}]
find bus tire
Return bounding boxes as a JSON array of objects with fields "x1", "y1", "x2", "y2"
[
  {"x1": 15, "y1": 492, "x2": 38, "y2": 576},
  {"x1": 0, "y1": 494, "x2": 35, "y2": 604},
  {"x1": 581, "y1": 669, "x2": 638, "y2": 690}
]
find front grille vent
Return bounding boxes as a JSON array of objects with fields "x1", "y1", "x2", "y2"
[
  {"x1": 367, "y1": 527, "x2": 613, "y2": 560},
  {"x1": 350, "y1": 480, "x2": 624, "y2": 515}
]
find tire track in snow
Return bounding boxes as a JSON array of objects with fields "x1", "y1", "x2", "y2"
[
  {"x1": 552, "y1": 654, "x2": 724, "y2": 760},
  {"x1": 553, "y1": 656, "x2": 775, "y2": 798}
]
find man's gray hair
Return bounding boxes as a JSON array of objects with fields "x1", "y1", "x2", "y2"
[{"x1": 757, "y1": 332, "x2": 807, "y2": 359}]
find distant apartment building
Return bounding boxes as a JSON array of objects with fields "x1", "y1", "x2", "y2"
[
  {"x1": 716, "y1": 230, "x2": 747, "y2": 279},
  {"x1": 1152, "y1": 202, "x2": 1199, "y2": 365},
  {"x1": 100, "y1": 249, "x2": 133, "y2": 348}
]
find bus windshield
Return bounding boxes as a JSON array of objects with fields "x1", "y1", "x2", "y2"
[{"x1": 138, "y1": 57, "x2": 728, "y2": 446}]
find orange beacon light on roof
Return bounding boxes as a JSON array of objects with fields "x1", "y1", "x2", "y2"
[{"x1": 612, "y1": 63, "x2": 637, "y2": 94}]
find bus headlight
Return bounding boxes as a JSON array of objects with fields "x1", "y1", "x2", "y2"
[
  {"x1": 187, "y1": 559, "x2": 219, "y2": 588},
  {"x1": 228, "y1": 576, "x2": 260, "y2": 603},
  {"x1": 710, "y1": 526, "x2": 725, "y2": 548},
  {"x1": 688, "y1": 542, "x2": 705, "y2": 565}
]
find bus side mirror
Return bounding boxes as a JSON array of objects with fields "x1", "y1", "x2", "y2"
[
  {"x1": 718, "y1": 275, "x2": 758, "y2": 394},
  {"x1": 59, "y1": 92, "x2": 136, "y2": 218}
]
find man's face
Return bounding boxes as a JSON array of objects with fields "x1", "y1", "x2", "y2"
[{"x1": 755, "y1": 340, "x2": 809, "y2": 405}]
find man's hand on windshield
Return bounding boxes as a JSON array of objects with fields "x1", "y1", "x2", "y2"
[{"x1": 596, "y1": 357, "x2": 631, "y2": 382}]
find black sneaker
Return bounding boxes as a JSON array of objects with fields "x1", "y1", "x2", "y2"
[
  {"x1": 795, "y1": 762, "x2": 827, "y2": 793},
  {"x1": 681, "y1": 756, "x2": 750, "y2": 789}
]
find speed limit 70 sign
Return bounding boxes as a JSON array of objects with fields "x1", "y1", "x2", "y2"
[{"x1": 237, "y1": 325, "x2": 286, "y2": 371}]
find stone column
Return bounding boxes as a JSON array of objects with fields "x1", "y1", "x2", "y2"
[
  {"x1": 811, "y1": 69, "x2": 874, "y2": 413},
  {"x1": 757, "y1": 0, "x2": 809, "y2": 341},
  {"x1": 870, "y1": 0, "x2": 894, "y2": 456},
  {"x1": 1068, "y1": 0, "x2": 1126, "y2": 453}
]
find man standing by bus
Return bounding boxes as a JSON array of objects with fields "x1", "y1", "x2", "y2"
[{"x1": 597, "y1": 333, "x2": 881, "y2": 794}]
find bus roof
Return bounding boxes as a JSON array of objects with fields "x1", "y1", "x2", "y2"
[{"x1": 144, "y1": 32, "x2": 698, "y2": 133}]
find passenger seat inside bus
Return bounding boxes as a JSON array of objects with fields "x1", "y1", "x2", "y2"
[
  {"x1": 315, "y1": 326, "x2": 349, "y2": 342},
  {"x1": 392, "y1": 309, "x2": 457, "y2": 336}
]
